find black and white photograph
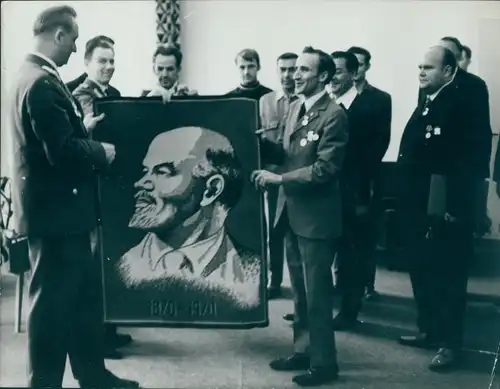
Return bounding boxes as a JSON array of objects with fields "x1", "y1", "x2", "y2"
[{"x1": 0, "y1": 1, "x2": 499, "y2": 388}]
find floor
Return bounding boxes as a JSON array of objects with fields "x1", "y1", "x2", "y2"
[{"x1": 1, "y1": 263, "x2": 499, "y2": 389}]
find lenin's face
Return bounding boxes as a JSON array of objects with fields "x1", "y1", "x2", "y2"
[{"x1": 129, "y1": 129, "x2": 213, "y2": 232}]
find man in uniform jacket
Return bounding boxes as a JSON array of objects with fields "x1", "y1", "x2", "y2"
[
  {"x1": 253, "y1": 46, "x2": 348, "y2": 387},
  {"x1": 397, "y1": 46, "x2": 488, "y2": 371},
  {"x1": 72, "y1": 35, "x2": 133, "y2": 360},
  {"x1": 259, "y1": 52, "x2": 298, "y2": 300},
  {"x1": 4, "y1": 5, "x2": 139, "y2": 388},
  {"x1": 327, "y1": 51, "x2": 391, "y2": 330}
]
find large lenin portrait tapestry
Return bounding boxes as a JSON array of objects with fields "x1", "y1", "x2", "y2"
[{"x1": 93, "y1": 97, "x2": 268, "y2": 328}]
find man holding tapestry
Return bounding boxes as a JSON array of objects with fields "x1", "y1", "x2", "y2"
[
  {"x1": 5, "y1": 5, "x2": 139, "y2": 388},
  {"x1": 253, "y1": 46, "x2": 348, "y2": 387}
]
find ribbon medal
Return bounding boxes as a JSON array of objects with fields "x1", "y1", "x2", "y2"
[{"x1": 301, "y1": 114, "x2": 309, "y2": 127}]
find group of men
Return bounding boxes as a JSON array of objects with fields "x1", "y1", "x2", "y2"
[
  {"x1": 252, "y1": 36, "x2": 498, "y2": 386},
  {"x1": 3, "y1": 3, "x2": 499, "y2": 388}
]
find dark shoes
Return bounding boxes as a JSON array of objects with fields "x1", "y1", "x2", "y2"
[
  {"x1": 332, "y1": 314, "x2": 358, "y2": 331},
  {"x1": 268, "y1": 286, "x2": 283, "y2": 300},
  {"x1": 292, "y1": 366, "x2": 339, "y2": 387},
  {"x1": 107, "y1": 333, "x2": 133, "y2": 349},
  {"x1": 364, "y1": 288, "x2": 380, "y2": 301},
  {"x1": 104, "y1": 332, "x2": 133, "y2": 359},
  {"x1": 398, "y1": 333, "x2": 438, "y2": 350},
  {"x1": 283, "y1": 313, "x2": 295, "y2": 322},
  {"x1": 429, "y1": 348, "x2": 460, "y2": 371},
  {"x1": 104, "y1": 348, "x2": 124, "y2": 360},
  {"x1": 270, "y1": 354, "x2": 338, "y2": 387},
  {"x1": 270, "y1": 353, "x2": 310, "y2": 371},
  {"x1": 78, "y1": 369, "x2": 140, "y2": 388}
]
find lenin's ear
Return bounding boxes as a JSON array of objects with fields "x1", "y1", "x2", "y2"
[{"x1": 199, "y1": 174, "x2": 224, "y2": 207}]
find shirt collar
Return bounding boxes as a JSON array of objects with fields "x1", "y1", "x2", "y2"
[
  {"x1": 275, "y1": 89, "x2": 297, "y2": 101},
  {"x1": 301, "y1": 89, "x2": 327, "y2": 112},
  {"x1": 30, "y1": 52, "x2": 58, "y2": 72},
  {"x1": 427, "y1": 79, "x2": 453, "y2": 101},
  {"x1": 158, "y1": 81, "x2": 179, "y2": 95},
  {"x1": 145, "y1": 227, "x2": 225, "y2": 277},
  {"x1": 334, "y1": 85, "x2": 358, "y2": 110},
  {"x1": 87, "y1": 77, "x2": 108, "y2": 94}
]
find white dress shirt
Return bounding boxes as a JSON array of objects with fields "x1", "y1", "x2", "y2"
[
  {"x1": 302, "y1": 89, "x2": 327, "y2": 112},
  {"x1": 334, "y1": 85, "x2": 358, "y2": 110}
]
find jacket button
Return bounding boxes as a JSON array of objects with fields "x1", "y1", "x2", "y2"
[{"x1": 72, "y1": 188, "x2": 78, "y2": 195}]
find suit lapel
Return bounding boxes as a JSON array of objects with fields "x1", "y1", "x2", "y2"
[
  {"x1": 290, "y1": 93, "x2": 330, "y2": 138},
  {"x1": 84, "y1": 78, "x2": 107, "y2": 98}
]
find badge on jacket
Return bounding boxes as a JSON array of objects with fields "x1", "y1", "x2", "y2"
[
  {"x1": 300, "y1": 130, "x2": 320, "y2": 147},
  {"x1": 425, "y1": 125, "x2": 441, "y2": 139}
]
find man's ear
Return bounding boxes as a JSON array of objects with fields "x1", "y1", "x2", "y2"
[
  {"x1": 54, "y1": 28, "x2": 65, "y2": 45},
  {"x1": 199, "y1": 174, "x2": 224, "y2": 207},
  {"x1": 318, "y1": 71, "x2": 328, "y2": 84}
]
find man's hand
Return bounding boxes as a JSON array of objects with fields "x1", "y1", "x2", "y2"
[
  {"x1": 101, "y1": 142, "x2": 116, "y2": 164},
  {"x1": 178, "y1": 84, "x2": 197, "y2": 96},
  {"x1": 147, "y1": 88, "x2": 171, "y2": 103},
  {"x1": 251, "y1": 170, "x2": 282, "y2": 189},
  {"x1": 496, "y1": 182, "x2": 500, "y2": 198},
  {"x1": 84, "y1": 113, "x2": 105, "y2": 131},
  {"x1": 255, "y1": 123, "x2": 279, "y2": 137}
]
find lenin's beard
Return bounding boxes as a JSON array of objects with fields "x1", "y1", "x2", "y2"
[{"x1": 128, "y1": 177, "x2": 205, "y2": 232}]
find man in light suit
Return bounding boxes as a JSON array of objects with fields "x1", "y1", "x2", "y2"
[
  {"x1": 4, "y1": 5, "x2": 139, "y2": 388},
  {"x1": 259, "y1": 52, "x2": 298, "y2": 299},
  {"x1": 253, "y1": 46, "x2": 348, "y2": 387},
  {"x1": 116, "y1": 127, "x2": 261, "y2": 308},
  {"x1": 72, "y1": 35, "x2": 133, "y2": 360}
]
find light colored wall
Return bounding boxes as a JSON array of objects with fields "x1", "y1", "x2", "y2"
[{"x1": 180, "y1": 0, "x2": 500, "y2": 161}]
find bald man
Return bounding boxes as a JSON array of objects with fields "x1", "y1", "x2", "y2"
[
  {"x1": 116, "y1": 127, "x2": 261, "y2": 308},
  {"x1": 397, "y1": 46, "x2": 482, "y2": 371}
]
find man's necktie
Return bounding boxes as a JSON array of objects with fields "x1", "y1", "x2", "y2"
[
  {"x1": 421, "y1": 95, "x2": 432, "y2": 116},
  {"x1": 297, "y1": 103, "x2": 306, "y2": 122}
]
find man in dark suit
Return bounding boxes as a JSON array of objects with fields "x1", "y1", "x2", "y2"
[
  {"x1": 347, "y1": 46, "x2": 392, "y2": 299},
  {"x1": 4, "y1": 6, "x2": 139, "y2": 388},
  {"x1": 141, "y1": 44, "x2": 197, "y2": 100},
  {"x1": 428, "y1": 37, "x2": 493, "y2": 236},
  {"x1": 439, "y1": 36, "x2": 492, "y2": 236},
  {"x1": 397, "y1": 46, "x2": 489, "y2": 371},
  {"x1": 259, "y1": 52, "x2": 298, "y2": 299},
  {"x1": 253, "y1": 46, "x2": 348, "y2": 387},
  {"x1": 66, "y1": 35, "x2": 115, "y2": 93},
  {"x1": 459, "y1": 45, "x2": 472, "y2": 72},
  {"x1": 327, "y1": 51, "x2": 391, "y2": 330},
  {"x1": 72, "y1": 36, "x2": 133, "y2": 360}
]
